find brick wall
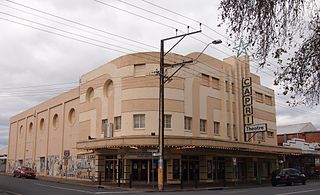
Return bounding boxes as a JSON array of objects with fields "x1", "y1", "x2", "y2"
[{"x1": 278, "y1": 132, "x2": 320, "y2": 145}]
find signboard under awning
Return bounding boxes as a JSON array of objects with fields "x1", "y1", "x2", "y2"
[{"x1": 245, "y1": 123, "x2": 267, "y2": 133}]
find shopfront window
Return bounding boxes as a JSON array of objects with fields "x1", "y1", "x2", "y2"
[
  {"x1": 207, "y1": 160, "x2": 212, "y2": 179},
  {"x1": 173, "y1": 159, "x2": 180, "y2": 179}
]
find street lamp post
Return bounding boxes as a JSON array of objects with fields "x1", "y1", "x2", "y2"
[{"x1": 157, "y1": 31, "x2": 222, "y2": 191}]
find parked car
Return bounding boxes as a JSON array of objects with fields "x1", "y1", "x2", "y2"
[
  {"x1": 271, "y1": 168, "x2": 306, "y2": 186},
  {"x1": 13, "y1": 166, "x2": 36, "y2": 179}
]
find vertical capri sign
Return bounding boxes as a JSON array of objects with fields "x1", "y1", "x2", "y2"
[{"x1": 242, "y1": 77, "x2": 253, "y2": 126}]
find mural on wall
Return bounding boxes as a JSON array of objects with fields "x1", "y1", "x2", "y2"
[
  {"x1": 76, "y1": 154, "x2": 95, "y2": 179},
  {"x1": 47, "y1": 155, "x2": 60, "y2": 176},
  {"x1": 7, "y1": 160, "x2": 14, "y2": 173},
  {"x1": 40, "y1": 157, "x2": 45, "y2": 173},
  {"x1": 68, "y1": 157, "x2": 75, "y2": 176},
  {"x1": 25, "y1": 158, "x2": 32, "y2": 168}
]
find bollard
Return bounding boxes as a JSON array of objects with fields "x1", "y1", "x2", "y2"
[
  {"x1": 180, "y1": 178, "x2": 183, "y2": 189},
  {"x1": 129, "y1": 174, "x2": 132, "y2": 188}
]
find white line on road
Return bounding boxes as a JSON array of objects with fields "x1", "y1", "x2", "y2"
[
  {"x1": 221, "y1": 189, "x2": 250, "y2": 194},
  {"x1": 275, "y1": 189, "x2": 320, "y2": 195},
  {"x1": 34, "y1": 183, "x2": 136, "y2": 194}
]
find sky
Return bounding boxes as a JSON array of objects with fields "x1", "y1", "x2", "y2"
[{"x1": 0, "y1": 0, "x2": 319, "y2": 149}]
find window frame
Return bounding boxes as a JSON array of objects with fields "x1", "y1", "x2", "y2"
[
  {"x1": 164, "y1": 114, "x2": 172, "y2": 129},
  {"x1": 200, "y1": 119, "x2": 207, "y2": 133},
  {"x1": 133, "y1": 114, "x2": 145, "y2": 129},
  {"x1": 114, "y1": 116, "x2": 121, "y2": 130},
  {"x1": 184, "y1": 116, "x2": 192, "y2": 130},
  {"x1": 214, "y1": 121, "x2": 220, "y2": 135}
]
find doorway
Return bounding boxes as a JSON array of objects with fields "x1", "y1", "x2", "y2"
[{"x1": 105, "y1": 160, "x2": 115, "y2": 181}]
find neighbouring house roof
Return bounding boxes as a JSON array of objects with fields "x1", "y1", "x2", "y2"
[
  {"x1": 0, "y1": 147, "x2": 8, "y2": 156},
  {"x1": 277, "y1": 122, "x2": 318, "y2": 135}
]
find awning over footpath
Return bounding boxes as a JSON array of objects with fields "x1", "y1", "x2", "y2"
[{"x1": 77, "y1": 135, "x2": 302, "y2": 155}]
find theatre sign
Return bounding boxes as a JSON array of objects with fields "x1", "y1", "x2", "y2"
[
  {"x1": 242, "y1": 77, "x2": 253, "y2": 125},
  {"x1": 245, "y1": 123, "x2": 267, "y2": 133}
]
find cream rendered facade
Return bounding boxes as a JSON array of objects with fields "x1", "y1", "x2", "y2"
[{"x1": 7, "y1": 52, "x2": 301, "y2": 184}]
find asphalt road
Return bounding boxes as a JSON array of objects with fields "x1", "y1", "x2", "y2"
[
  {"x1": 0, "y1": 175, "x2": 135, "y2": 195},
  {"x1": 1, "y1": 175, "x2": 320, "y2": 195}
]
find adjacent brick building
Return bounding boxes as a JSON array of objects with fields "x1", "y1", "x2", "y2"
[{"x1": 277, "y1": 122, "x2": 320, "y2": 146}]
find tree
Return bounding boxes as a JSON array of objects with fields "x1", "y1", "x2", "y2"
[{"x1": 219, "y1": 0, "x2": 319, "y2": 106}]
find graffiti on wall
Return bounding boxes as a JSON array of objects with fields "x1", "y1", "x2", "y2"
[
  {"x1": 47, "y1": 155, "x2": 60, "y2": 176},
  {"x1": 25, "y1": 158, "x2": 32, "y2": 168},
  {"x1": 7, "y1": 160, "x2": 14, "y2": 173},
  {"x1": 76, "y1": 155, "x2": 95, "y2": 179},
  {"x1": 6, "y1": 154, "x2": 95, "y2": 178},
  {"x1": 40, "y1": 157, "x2": 45, "y2": 173},
  {"x1": 68, "y1": 158, "x2": 75, "y2": 176}
]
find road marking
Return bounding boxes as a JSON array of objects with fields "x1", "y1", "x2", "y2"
[
  {"x1": 34, "y1": 183, "x2": 139, "y2": 194},
  {"x1": 275, "y1": 189, "x2": 320, "y2": 195},
  {"x1": 221, "y1": 189, "x2": 250, "y2": 194},
  {"x1": 2, "y1": 190, "x2": 22, "y2": 195}
]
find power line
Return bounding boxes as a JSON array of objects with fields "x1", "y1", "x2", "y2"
[
  {"x1": 4, "y1": 0, "x2": 157, "y2": 50},
  {"x1": 94, "y1": 0, "x2": 177, "y2": 31},
  {"x1": 0, "y1": 3, "x2": 156, "y2": 52}
]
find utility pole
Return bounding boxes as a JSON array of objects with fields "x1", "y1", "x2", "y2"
[{"x1": 157, "y1": 30, "x2": 201, "y2": 191}]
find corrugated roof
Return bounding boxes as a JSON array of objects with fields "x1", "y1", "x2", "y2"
[{"x1": 277, "y1": 122, "x2": 318, "y2": 135}]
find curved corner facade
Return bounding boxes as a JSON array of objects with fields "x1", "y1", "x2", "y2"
[{"x1": 7, "y1": 52, "x2": 300, "y2": 184}]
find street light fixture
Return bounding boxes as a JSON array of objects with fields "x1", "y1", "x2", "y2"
[
  {"x1": 157, "y1": 33, "x2": 222, "y2": 191},
  {"x1": 194, "y1": 40, "x2": 223, "y2": 61}
]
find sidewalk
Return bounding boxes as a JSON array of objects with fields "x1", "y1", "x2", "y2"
[{"x1": 35, "y1": 176, "x2": 278, "y2": 192}]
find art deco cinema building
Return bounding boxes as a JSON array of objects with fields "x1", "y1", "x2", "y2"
[{"x1": 7, "y1": 52, "x2": 300, "y2": 185}]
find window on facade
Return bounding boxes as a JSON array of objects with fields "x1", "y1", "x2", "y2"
[
  {"x1": 214, "y1": 121, "x2": 220, "y2": 135},
  {"x1": 212, "y1": 77, "x2": 220, "y2": 89},
  {"x1": 257, "y1": 132, "x2": 265, "y2": 141},
  {"x1": 19, "y1": 125, "x2": 23, "y2": 136},
  {"x1": 114, "y1": 116, "x2": 121, "y2": 130},
  {"x1": 104, "y1": 80, "x2": 113, "y2": 97},
  {"x1": 164, "y1": 114, "x2": 172, "y2": 129},
  {"x1": 231, "y1": 82, "x2": 235, "y2": 94},
  {"x1": 184, "y1": 116, "x2": 192, "y2": 130},
  {"x1": 225, "y1": 81, "x2": 230, "y2": 92},
  {"x1": 86, "y1": 87, "x2": 94, "y2": 102},
  {"x1": 52, "y1": 114, "x2": 59, "y2": 129},
  {"x1": 39, "y1": 118, "x2": 45, "y2": 131},
  {"x1": 134, "y1": 114, "x2": 145, "y2": 128},
  {"x1": 200, "y1": 119, "x2": 206, "y2": 133},
  {"x1": 134, "y1": 64, "x2": 146, "y2": 76},
  {"x1": 267, "y1": 131, "x2": 274, "y2": 138},
  {"x1": 233, "y1": 124, "x2": 238, "y2": 140},
  {"x1": 68, "y1": 108, "x2": 76, "y2": 125},
  {"x1": 201, "y1": 74, "x2": 210, "y2": 86},
  {"x1": 265, "y1": 95, "x2": 272, "y2": 106},
  {"x1": 173, "y1": 159, "x2": 180, "y2": 179},
  {"x1": 227, "y1": 123, "x2": 231, "y2": 138},
  {"x1": 255, "y1": 92, "x2": 263, "y2": 103},
  {"x1": 29, "y1": 122, "x2": 33, "y2": 133},
  {"x1": 207, "y1": 160, "x2": 213, "y2": 179},
  {"x1": 102, "y1": 119, "x2": 108, "y2": 133}
]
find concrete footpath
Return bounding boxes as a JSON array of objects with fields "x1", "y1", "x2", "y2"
[{"x1": 35, "y1": 175, "x2": 275, "y2": 192}]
